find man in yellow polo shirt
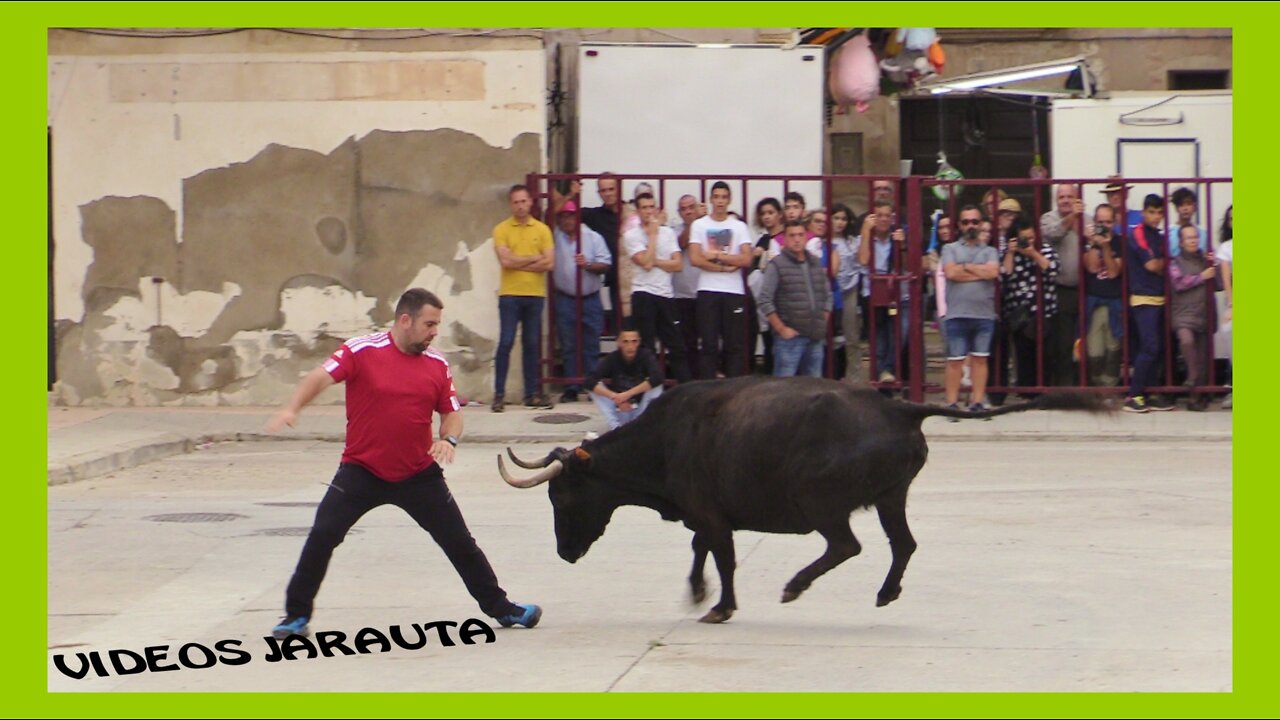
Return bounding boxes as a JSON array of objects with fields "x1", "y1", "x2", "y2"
[{"x1": 492, "y1": 184, "x2": 556, "y2": 413}]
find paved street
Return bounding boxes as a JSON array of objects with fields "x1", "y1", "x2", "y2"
[{"x1": 48, "y1": 435, "x2": 1231, "y2": 692}]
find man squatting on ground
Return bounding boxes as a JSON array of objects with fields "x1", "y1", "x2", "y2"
[
  {"x1": 585, "y1": 323, "x2": 666, "y2": 431},
  {"x1": 264, "y1": 289, "x2": 541, "y2": 639}
]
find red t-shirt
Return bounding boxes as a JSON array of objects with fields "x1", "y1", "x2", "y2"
[{"x1": 322, "y1": 332, "x2": 461, "y2": 481}]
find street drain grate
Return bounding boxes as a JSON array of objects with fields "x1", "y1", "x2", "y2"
[
  {"x1": 531, "y1": 413, "x2": 591, "y2": 425},
  {"x1": 256, "y1": 502, "x2": 321, "y2": 508},
  {"x1": 146, "y1": 512, "x2": 248, "y2": 523},
  {"x1": 254, "y1": 527, "x2": 361, "y2": 537}
]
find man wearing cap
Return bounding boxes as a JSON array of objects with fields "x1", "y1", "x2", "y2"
[
  {"x1": 551, "y1": 201, "x2": 612, "y2": 403},
  {"x1": 1101, "y1": 176, "x2": 1144, "y2": 234},
  {"x1": 985, "y1": 196, "x2": 1024, "y2": 405},
  {"x1": 996, "y1": 197, "x2": 1022, "y2": 237},
  {"x1": 553, "y1": 174, "x2": 624, "y2": 331},
  {"x1": 1041, "y1": 184, "x2": 1087, "y2": 386}
]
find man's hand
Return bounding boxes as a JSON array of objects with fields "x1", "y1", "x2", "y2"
[
  {"x1": 430, "y1": 440, "x2": 456, "y2": 465},
  {"x1": 265, "y1": 409, "x2": 298, "y2": 433},
  {"x1": 777, "y1": 325, "x2": 799, "y2": 340},
  {"x1": 575, "y1": 253, "x2": 588, "y2": 267},
  {"x1": 615, "y1": 398, "x2": 636, "y2": 412},
  {"x1": 1201, "y1": 266, "x2": 1217, "y2": 280},
  {"x1": 892, "y1": 228, "x2": 906, "y2": 244}
]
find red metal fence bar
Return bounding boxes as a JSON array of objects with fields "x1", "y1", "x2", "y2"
[{"x1": 524, "y1": 173, "x2": 1231, "y2": 404}]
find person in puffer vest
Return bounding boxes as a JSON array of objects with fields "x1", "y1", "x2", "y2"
[{"x1": 758, "y1": 220, "x2": 833, "y2": 377}]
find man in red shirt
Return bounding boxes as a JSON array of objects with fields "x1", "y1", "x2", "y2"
[{"x1": 265, "y1": 288, "x2": 541, "y2": 638}]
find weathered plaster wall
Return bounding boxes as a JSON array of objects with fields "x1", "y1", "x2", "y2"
[{"x1": 50, "y1": 45, "x2": 545, "y2": 405}]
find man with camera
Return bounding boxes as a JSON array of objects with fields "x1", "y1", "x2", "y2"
[
  {"x1": 1082, "y1": 204, "x2": 1125, "y2": 387},
  {"x1": 1000, "y1": 214, "x2": 1060, "y2": 395}
]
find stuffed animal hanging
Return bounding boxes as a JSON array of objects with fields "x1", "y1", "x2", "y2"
[
  {"x1": 829, "y1": 34, "x2": 881, "y2": 113},
  {"x1": 880, "y1": 27, "x2": 940, "y2": 86}
]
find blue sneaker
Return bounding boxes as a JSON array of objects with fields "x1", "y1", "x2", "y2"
[
  {"x1": 272, "y1": 615, "x2": 310, "y2": 639},
  {"x1": 944, "y1": 403, "x2": 962, "y2": 423},
  {"x1": 496, "y1": 603, "x2": 542, "y2": 628},
  {"x1": 968, "y1": 401, "x2": 993, "y2": 421}
]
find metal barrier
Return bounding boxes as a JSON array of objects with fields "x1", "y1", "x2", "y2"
[{"x1": 524, "y1": 172, "x2": 1232, "y2": 404}]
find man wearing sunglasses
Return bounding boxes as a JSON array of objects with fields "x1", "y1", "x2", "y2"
[{"x1": 940, "y1": 205, "x2": 1000, "y2": 415}]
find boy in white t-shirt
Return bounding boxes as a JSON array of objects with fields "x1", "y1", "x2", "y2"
[
  {"x1": 687, "y1": 181, "x2": 755, "y2": 378},
  {"x1": 623, "y1": 191, "x2": 694, "y2": 383}
]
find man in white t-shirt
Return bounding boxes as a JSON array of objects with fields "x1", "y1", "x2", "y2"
[
  {"x1": 688, "y1": 181, "x2": 755, "y2": 378},
  {"x1": 624, "y1": 191, "x2": 694, "y2": 383}
]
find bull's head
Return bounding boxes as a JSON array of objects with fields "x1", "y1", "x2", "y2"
[{"x1": 498, "y1": 445, "x2": 617, "y2": 563}]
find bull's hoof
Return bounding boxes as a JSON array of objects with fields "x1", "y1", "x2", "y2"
[
  {"x1": 690, "y1": 585, "x2": 707, "y2": 604},
  {"x1": 876, "y1": 587, "x2": 902, "y2": 607},
  {"x1": 780, "y1": 589, "x2": 800, "y2": 603},
  {"x1": 698, "y1": 608, "x2": 733, "y2": 624}
]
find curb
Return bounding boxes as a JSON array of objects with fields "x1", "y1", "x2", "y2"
[
  {"x1": 47, "y1": 427, "x2": 1233, "y2": 487},
  {"x1": 46, "y1": 431, "x2": 597, "y2": 486},
  {"x1": 47, "y1": 433, "x2": 193, "y2": 487}
]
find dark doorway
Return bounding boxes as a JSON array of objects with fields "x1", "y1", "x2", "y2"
[{"x1": 899, "y1": 94, "x2": 1053, "y2": 218}]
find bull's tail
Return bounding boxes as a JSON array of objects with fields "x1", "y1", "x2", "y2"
[{"x1": 900, "y1": 392, "x2": 1112, "y2": 422}]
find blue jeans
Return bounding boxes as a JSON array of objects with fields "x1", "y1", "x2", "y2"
[
  {"x1": 873, "y1": 304, "x2": 910, "y2": 375},
  {"x1": 591, "y1": 386, "x2": 664, "y2": 430},
  {"x1": 496, "y1": 295, "x2": 544, "y2": 398},
  {"x1": 773, "y1": 335, "x2": 825, "y2": 377},
  {"x1": 554, "y1": 292, "x2": 603, "y2": 391}
]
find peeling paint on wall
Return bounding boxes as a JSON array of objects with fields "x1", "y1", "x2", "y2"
[{"x1": 56, "y1": 128, "x2": 541, "y2": 406}]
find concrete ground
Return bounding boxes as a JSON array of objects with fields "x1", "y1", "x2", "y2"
[{"x1": 46, "y1": 400, "x2": 1232, "y2": 693}]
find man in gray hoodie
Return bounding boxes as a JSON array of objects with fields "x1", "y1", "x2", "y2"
[{"x1": 758, "y1": 220, "x2": 832, "y2": 377}]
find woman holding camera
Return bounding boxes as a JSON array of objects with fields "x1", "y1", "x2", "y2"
[{"x1": 1000, "y1": 214, "x2": 1060, "y2": 396}]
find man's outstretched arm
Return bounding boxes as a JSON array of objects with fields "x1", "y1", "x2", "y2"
[{"x1": 265, "y1": 366, "x2": 336, "y2": 431}]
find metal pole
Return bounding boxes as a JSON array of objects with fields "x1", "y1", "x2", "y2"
[{"x1": 906, "y1": 175, "x2": 924, "y2": 402}]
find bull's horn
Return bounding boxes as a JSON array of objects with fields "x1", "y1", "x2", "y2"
[
  {"x1": 506, "y1": 447, "x2": 552, "y2": 469},
  {"x1": 498, "y1": 455, "x2": 564, "y2": 488}
]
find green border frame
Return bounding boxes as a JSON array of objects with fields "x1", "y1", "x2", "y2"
[{"x1": 21, "y1": 2, "x2": 1259, "y2": 717}]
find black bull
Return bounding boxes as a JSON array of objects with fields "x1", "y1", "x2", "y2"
[{"x1": 498, "y1": 376, "x2": 1105, "y2": 623}]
